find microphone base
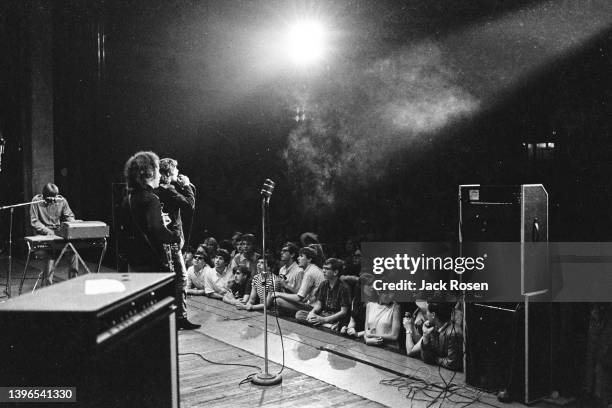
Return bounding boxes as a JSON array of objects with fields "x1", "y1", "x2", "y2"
[{"x1": 251, "y1": 372, "x2": 282, "y2": 386}]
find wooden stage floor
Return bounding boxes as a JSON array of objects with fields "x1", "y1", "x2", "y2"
[
  {"x1": 0, "y1": 267, "x2": 571, "y2": 407},
  {"x1": 180, "y1": 295, "x2": 527, "y2": 408},
  {"x1": 179, "y1": 331, "x2": 385, "y2": 408}
]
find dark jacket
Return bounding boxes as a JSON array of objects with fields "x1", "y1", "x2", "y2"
[
  {"x1": 153, "y1": 183, "x2": 195, "y2": 245},
  {"x1": 119, "y1": 185, "x2": 180, "y2": 271}
]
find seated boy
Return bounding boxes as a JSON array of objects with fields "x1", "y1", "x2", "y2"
[
  {"x1": 185, "y1": 249, "x2": 208, "y2": 295},
  {"x1": 203, "y1": 249, "x2": 232, "y2": 300},
  {"x1": 295, "y1": 258, "x2": 351, "y2": 330},
  {"x1": 420, "y1": 301, "x2": 463, "y2": 371},
  {"x1": 223, "y1": 265, "x2": 252, "y2": 306},
  {"x1": 273, "y1": 247, "x2": 324, "y2": 313}
]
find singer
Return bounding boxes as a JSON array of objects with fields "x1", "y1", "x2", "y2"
[
  {"x1": 30, "y1": 183, "x2": 78, "y2": 284},
  {"x1": 154, "y1": 157, "x2": 200, "y2": 330}
]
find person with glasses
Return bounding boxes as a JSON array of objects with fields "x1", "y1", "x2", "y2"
[
  {"x1": 295, "y1": 258, "x2": 351, "y2": 330},
  {"x1": 185, "y1": 248, "x2": 209, "y2": 296}
]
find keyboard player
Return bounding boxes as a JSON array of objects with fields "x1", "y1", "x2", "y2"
[{"x1": 30, "y1": 183, "x2": 79, "y2": 284}]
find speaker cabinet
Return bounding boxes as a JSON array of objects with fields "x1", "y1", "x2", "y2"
[
  {"x1": 459, "y1": 184, "x2": 551, "y2": 404},
  {"x1": 0, "y1": 273, "x2": 179, "y2": 408}
]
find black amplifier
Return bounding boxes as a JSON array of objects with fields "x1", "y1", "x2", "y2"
[{"x1": 0, "y1": 273, "x2": 179, "y2": 408}]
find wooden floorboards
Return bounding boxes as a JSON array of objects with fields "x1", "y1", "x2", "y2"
[
  {"x1": 178, "y1": 331, "x2": 385, "y2": 408},
  {"x1": 185, "y1": 294, "x2": 465, "y2": 384}
]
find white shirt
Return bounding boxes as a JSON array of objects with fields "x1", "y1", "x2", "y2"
[
  {"x1": 203, "y1": 265, "x2": 231, "y2": 295},
  {"x1": 186, "y1": 265, "x2": 207, "y2": 290}
]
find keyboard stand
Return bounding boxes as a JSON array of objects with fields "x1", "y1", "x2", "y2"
[{"x1": 19, "y1": 237, "x2": 107, "y2": 295}]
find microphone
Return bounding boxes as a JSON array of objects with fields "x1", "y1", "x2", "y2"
[
  {"x1": 178, "y1": 174, "x2": 195, "y2": 188},
  {"x1": 261, "y1": 179, "x2": 275, "y2": 202},
  {"x1": 44, "y1": 196, "x2": 64, "y2": 203},
  {"x1": 0, "y1": 136, "x2": 5, "y2": 172}
]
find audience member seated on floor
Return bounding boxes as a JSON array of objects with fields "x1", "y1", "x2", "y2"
[
  {"x1": 342, "y1": 272, "x2": 377, "y2": 338},
  {"x1": 295, "y1": 258, "x2": 351, "y2": 331},
  {"x1": 237, "y1": 257, "x2": 280, "y2": 311},
  {"x1": 300, "y1": 231, "x2": 325, "y2": 267},
  {"x1": 218, "y1": 238, "x2": 234, "y2": 254},
  {"x1": 223, "y1": 265, "x2": 252, "y2": 306},
  {"x1": 278, "y1": 242, "x2": 303, "y2": 295},
  {"x1": 185, "y1": 249, "x2": 208, "y2": 295},
  {"x1": 342, "y1": 245, "x2": 363, "y2": 283},
  {"x1": 403, "y1": 300, "x2": 427, "y2": 357},
  {"x1": 229, "y1": 231, "x2": 242, "y2": 257},
  {"x1": 183, "y1": 245, "x2": 195, "y2": 270},
  {"x1": 229, "y1": 233, "x2": 259, "y2": 276},
  {"x1": 364, "y1": 289, "x2": 401, "y2": 347},
  {"x1": 201, "y1": 236, "x2": 218, "y2": 267},
  {"x1": 272, "y1": 247, "x2": 324, "y2": 314},
  {"x1": 342, "y1": 237, "x2": 359, "y2": 260},
  {"x1": 420, "y1": 301, "x2": 463, "y2": 371},
  {"x1": 203, "y1": 249, "x2": 232, "y2": 300}
]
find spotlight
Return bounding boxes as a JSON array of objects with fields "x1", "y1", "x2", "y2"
[{"x1": 285, "y1": 20, "x2": 326, "y2": 65}]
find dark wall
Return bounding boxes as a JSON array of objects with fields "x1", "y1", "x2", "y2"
[{"x1": 15, "y1": 0, "x2": 612, "y2": 257}]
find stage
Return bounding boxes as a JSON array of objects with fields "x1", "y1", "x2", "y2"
[
  {"x1": 180, "y1": 295, "x2": 524, "y2": 408},
  {"x1": 0, "y1": 266, "x2": 578, "y2": 407}
]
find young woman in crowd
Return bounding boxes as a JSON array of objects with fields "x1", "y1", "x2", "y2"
[
  {"x1": 236, "y1": 256, "x2": 280, "y2": 312},
  {"x1": 363, "y1": 289, "x2": 401, "y2": 348}
]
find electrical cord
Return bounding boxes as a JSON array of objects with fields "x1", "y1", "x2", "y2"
[
  {"x1": 179, "y1": 351, "x2": 262, "y2": 372},
  {"x1": 379, "y1": 304, "x2": 482, "y2": 408},
  {"x1": 270, "y1": 281, "x2": 286, "y2": 376}
]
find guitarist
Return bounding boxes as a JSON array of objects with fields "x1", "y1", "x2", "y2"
[{"x1": 120, "y1": 151, "x2": 199, "y2": 330}]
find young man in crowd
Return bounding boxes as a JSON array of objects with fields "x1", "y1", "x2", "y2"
[
  {"x1": 229, "y1": 233, "x2": 259, "y2": 276},
  {"x1": 278, "y1": 242, "x2": 303, "y2": 294},
  {"x1": 223, "y1": 265, "x2": 252, "y2": 306},
  {"x1": 185, "y1": 248, "x2": 208, "y2": 296},
  {"x1": 203, "y1": 248, "x2": 232, "y2": 300},
  {"x1": 273, "y1": 247, "x2": 324, "y2": 313},
  {"x1": 183, "y1": 245, "x2": 195, "y2": 270},
  {"x1": 296, "y1": 258, "x2": 351, "y2": 330},
  {"x1": 420, "y1": 301, "x2": 463, "y2": 371}
]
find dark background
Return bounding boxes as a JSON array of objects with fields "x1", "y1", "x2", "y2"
[
  {"x1": 1, "y1": 0, "x2": 610, "y2": 399},
  {"x1": 1, "y1": 0, "x2": 612, "y2": 252}
]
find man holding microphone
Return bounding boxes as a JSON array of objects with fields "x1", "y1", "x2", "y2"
[{"x1": 154, "y1": 158, "x2": 200, "y2": 330}]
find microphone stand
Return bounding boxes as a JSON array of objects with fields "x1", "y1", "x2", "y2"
[
  {"x1": 0, "y1": 199, "x2": 45, "y2": 298},
  {"x1": 251, "y1": 192, "x2": 282, "y2": 386}
]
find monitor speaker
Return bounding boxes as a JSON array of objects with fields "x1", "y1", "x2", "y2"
[{"x1": 459, "y1": 184, "x2": 551, "y2": 404}]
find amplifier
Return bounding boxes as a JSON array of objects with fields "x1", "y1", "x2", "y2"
[
  {"x1": 57, "y1": 221, "x2": 110, "y2": 240},
  {"x1": 459, "y1": 184, "x2": 551, "y2": 404},
  {"x1": 0, "y1": 273, "x2": 179, "y2": 408}
]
